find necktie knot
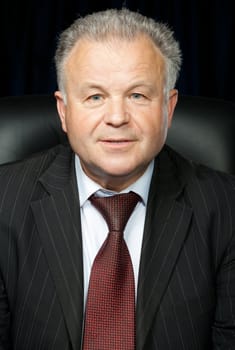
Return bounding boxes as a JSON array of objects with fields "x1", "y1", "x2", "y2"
[{"x1": 90, "y1": 191, "x2": 140, "y2": 232}]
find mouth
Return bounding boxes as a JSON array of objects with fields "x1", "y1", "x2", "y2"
[{"x1": 99, "y1": 138, "x2": 136, "y2": 149}]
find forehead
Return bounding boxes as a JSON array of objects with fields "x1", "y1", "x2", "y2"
[{"x1": 64, "y1": 35, "x2": 165, "y2": 87}]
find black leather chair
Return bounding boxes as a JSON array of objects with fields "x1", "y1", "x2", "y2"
[{"x1": 0, "y1": 94, "x2": 235, "y2": 174}]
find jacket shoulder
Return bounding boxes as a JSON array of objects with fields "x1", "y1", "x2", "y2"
[
  {"x1": 166, "y1": 145, "x2": 235, "y2": 192},
  {"x1": 0, "y1": 144, "x2": 71, "y2": 208}
]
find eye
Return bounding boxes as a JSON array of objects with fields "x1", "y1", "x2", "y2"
[
  {"x1": 84, "y1": 94, "x2": 104, "y2": 107},
  {"x1": 88, "y1": 94, "x2": 102, "y2": 101},
  {"x1": 130, "y1": 92, "x2": 150, "y2": 105},
  {"x1": 131, "y1": 93, "x2": 145, "y2": 100}
]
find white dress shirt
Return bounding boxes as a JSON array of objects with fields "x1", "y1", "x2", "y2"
[{"x1": 75, "y1": 156, "x2": 154, "y2": 304}]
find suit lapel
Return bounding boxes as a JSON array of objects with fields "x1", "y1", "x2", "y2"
[
  {"x1": 29, "y1": 144, "x2": 193, "y2": 349},
  {"x1": 31, "y1": 146, "x2": 84, "y2": 350},
  {"x1": 136, "y1": 147, "x2": 193, "y2": 350}
]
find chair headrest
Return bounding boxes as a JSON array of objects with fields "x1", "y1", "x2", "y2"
[
  {"x1": 0, "y1": 95, "x2": 66, "y2": 164},
  {"x1": 167, "y1": 95, "x2": 235, "y2": 174}
]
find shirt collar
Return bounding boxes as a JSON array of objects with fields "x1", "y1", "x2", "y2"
[{"x1": 75, "y1": 155, "x2": 154, "y2": 207}]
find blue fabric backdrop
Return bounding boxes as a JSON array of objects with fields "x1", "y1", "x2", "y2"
[{"x1": 1, "y1": 0, "x2": 235, "y2": 102}]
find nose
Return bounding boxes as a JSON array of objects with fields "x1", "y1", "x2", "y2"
[{"x1": 104, "y1": 98, "x2": 130, "y2": 126}]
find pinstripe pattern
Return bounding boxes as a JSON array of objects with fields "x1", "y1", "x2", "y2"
[
  {"x1": 136, "y1": 148, "x2": 235, "y2": 349},
  {"x1": 0, "y1": 145, "x2": 83, "y2": 349},
  {"x1": 0, "y1": 144, "x2": 235, "y2": 349}
]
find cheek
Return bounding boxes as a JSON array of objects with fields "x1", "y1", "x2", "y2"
[
  {"x1": 139, "y1": 112, "x2": 166, "y2": 138},
  {"x1": 68, "y1": 120, "x2": 88, "y2": 140},
  {"x1": 64, "y1": 106, "x2": 87, "y2": 133},
  {"x1": 65, "y1": 112, "x2": 100, "y2": 147},
  {"x1": 139, "y1": 114, "x2": 169, "y2": 154}
]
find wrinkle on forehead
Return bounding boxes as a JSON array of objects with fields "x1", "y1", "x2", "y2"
[{"x1": 64, "y1": 35, "x2": 166, "y2": 94}]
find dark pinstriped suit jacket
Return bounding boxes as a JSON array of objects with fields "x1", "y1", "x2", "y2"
[{"x1": 0, "y1": 143, "x2": 235, "y2": 350}]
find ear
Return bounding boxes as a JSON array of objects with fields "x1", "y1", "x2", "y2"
[
  {"x1": 167, "y1": 89, "x2": 178, "y2": 128},
  {"x1": 54, "y1": 91, "x2": 68, "y2": 133}
]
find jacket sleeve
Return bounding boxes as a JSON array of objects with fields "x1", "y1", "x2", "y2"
[
  {"x1": 212, "y1": 230, "x2": 235, "y2": 349},
  {"x1": 0, "y1": 275, "x2": 11, "y2": 350}
]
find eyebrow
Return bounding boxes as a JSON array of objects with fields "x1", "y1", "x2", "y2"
[
  {"x1": 79, "y1": 83, "x2": 106, "y2": 93},
  {"x1": 126, "y1": 81, "x2": 156, "y2": 92}
]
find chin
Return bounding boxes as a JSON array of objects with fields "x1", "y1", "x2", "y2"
[
  {"x1": 103, "y1": 168, "x2": 134, "y2": 178},
  {"x1": 100, "y1": 162, "x2": 146, "y2": 181}
]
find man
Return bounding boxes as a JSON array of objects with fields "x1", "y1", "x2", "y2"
[{"x1": 0, "y1": 8, "x2": 235, "y2": 350}]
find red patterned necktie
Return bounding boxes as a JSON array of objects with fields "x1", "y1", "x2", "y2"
[{"x1": 82, "y1": 191, "x2": 140, "y2": 350}]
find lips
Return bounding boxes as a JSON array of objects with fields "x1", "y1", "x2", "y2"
[
  {"x1": 100, "y1": 137, "x2": 135, "y2": 143},
  {"x1": 99, "y1": 138, "x2": 136, "y2": 149}
]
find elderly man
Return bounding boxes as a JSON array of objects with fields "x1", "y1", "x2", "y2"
[{"x1": 0, "y1": 8, "x2": 235, "y2": 350}]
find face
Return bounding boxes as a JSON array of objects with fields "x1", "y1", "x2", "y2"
[{"x1": 55, "y1": 36, "x2": 178, "y2": 191}]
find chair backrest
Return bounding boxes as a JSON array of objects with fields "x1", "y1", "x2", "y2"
[
  {"x1": 167, "y1": 95, "x2": 235, "y2": 174},
  {"x1": 0, "y1": 95, "x2": 66, "y2": 165},
  {"x1": 0, "y1": 94, "x2": 234, "y2": 174}
]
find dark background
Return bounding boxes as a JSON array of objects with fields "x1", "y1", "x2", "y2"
[{"x1": 1, "y1": 0, "x2": 235, "y2": 102}]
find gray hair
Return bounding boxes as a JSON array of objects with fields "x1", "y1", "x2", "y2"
[{"x1": 55, "y1": 8, "x2": 182, "y2": 96}]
